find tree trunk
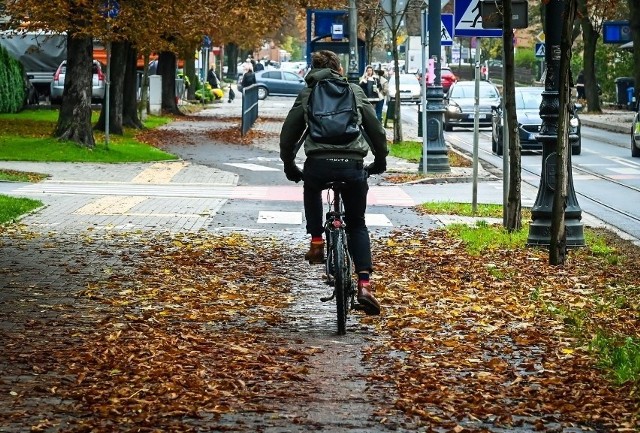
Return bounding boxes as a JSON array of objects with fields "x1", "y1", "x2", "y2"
[
  {"x1": 158, "y1": 51, "x2": 181, "y2": 115},
  {"x1": 123, "y1": 43, "x2": 143, "y2": 129},
  {"x1": 184, "y1": 48, "x2": 197, "y2": 101},
  {"x1": 550, "y1": 0, "x2": 577, "y2": 265},
  {"x1": 95, "y1": 41, "x2": 126, "y2": 134},
  {"x1": 504, "y1": 0, "x2": 522, "y2": 232},
  {"x1": 140, "y1": 52, "x2": 150, "y2": 118},
  {"x1": 391, "y1": 24, "x2": 403, "y2": 143},
  {"x1": 580, "y1": 16, "x2": 602, "y2": 113},
  {"x1": 54, "y1": 34, "x2": 95, "y2": 148},
  {"x1": 226, "y1": 43, "x2": 239, "y2": 80},
  {"x1": 629, "y1": 0, "x2": 640, "y2": 108}
]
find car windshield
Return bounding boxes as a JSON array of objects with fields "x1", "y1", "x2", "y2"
[
  {"x1": 450, "y1": 84, "x2": 498, "y2": 99},
  {"x1": 516, "y1": 90, "x2": 542, "y2": 109}
]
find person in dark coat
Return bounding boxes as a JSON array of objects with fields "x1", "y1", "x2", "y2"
[
  {"x1": 279, "y1": 50, "x2": 388, "y2": 316},
  {"x1": 239, "y1": 62, "x2": 256, "y2": 91}
]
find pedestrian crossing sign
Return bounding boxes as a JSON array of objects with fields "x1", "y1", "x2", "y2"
[
  {"x1": 535, "y1": 42, "x2": 545, "y2": 58},
  {"x1": 425, "y1": 13, "x2": 454, "y2": 46},
  {"x1": 455, "y1": 0, "x2": 502, "y2": 37}
]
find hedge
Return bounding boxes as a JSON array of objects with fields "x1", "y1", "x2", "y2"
[{"x1": 0, "y1": 45, "x2": 26, "y2": 113}]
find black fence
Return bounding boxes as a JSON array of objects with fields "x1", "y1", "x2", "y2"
[{"x1": 241, "y1": 85, "x2": 259, "y2": 136}]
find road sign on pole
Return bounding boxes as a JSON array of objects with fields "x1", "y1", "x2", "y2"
[
  {"x1": 535, "y1": 42, "x2": 545, "y2": 58},
  {"x1": 454, "y1": 0, "x2": 501, "y2": 37},
  {"x1": 422, "y1": 13, "x2": 454, "y2": 46}
]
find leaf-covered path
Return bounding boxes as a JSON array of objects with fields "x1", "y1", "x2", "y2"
[{"x1": 0, "y1": 225, "x2": 638, "y2": 432}]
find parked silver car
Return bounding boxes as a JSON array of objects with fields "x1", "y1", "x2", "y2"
[
  {"x1": 50, "y1": 60, "x2": 106, "y2": 104},
  {"x1": 444, "y1": 80, "x2": 501, "y2": 131},
  {"x1": 238, "y1": 69, "x2": 306, "y2": 100}
]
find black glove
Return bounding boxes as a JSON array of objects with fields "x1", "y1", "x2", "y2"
[
  {"x1": 365, "y1": 158, "x2": 386, "y2": 176},
  {"x1": 283, "y1": 161, "x2": 303, "y2": 183}
]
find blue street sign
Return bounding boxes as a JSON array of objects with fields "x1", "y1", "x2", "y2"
[
  {"x1": 535, "y1": 42, "x2": 545, "y2": 58},
  {"x1": 602, "y1": 20, "x2": 632, "y2": 44},
  {"x1": 102, "y1": 0, "x2": 119, "y2": 18},
  {"x1": 422, "y1": 13, "x2": 455, "y2": 46},
  {"x1": 455, "y1": 0, "x2": 502, "y2": 37}
]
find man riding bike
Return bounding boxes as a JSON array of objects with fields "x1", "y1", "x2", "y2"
[{"x1": 279, "y1": 50, "x2": 388, "y2": 315}]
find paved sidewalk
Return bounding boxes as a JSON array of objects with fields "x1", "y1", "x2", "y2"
[{"x1": 0, "y1": 95, "x2": 636, "y2": 241}]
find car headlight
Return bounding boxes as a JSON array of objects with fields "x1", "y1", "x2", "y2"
[
  {"x1": 446, "y1": 103, "x2": 461, "y2": 114},
  {"x1": 569, "y1": 117, "x2": 580, "y2": 128}
]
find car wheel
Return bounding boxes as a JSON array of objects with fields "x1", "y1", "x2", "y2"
[
  {"x1": 632, "y1": 131, "x2": 640, "y2": 157},
  {"x1": 257, "y1": 87, "x2": 268, "y2": 100},
  {"x1": 572, "y1": 137, "x2": 582, "y2": 156}
]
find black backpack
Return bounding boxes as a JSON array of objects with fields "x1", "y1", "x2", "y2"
[{"x1": 307, "y1": 78, "x2": 361, "y2": 145}]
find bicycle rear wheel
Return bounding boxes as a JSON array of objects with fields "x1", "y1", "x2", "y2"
[{"x1": 332, "y1": 229, "x2": 349, "y2": 335}]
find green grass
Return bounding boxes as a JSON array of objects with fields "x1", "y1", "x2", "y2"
[
  {"x1": 446, "y1": 220, "x2": 530, "y2": 255},
  {"x1": 0, "y1": 195, "x2": 42, "y2": 224},
  {"x1": 585, "y1": 231, "x2": 620, "y2": 265},
  {"x1": 421, "y1": 201, "x2": 532, "y2": 220},
  {"x1": 590, "y1": 333, "x2": 640, "y2": 385},
  {"x1": 0, "y1": 109, "x2": 176, "y2": 163},
  {"x1": 389, "y1": 141, "x2": 423, "y2": 162},
  {"x1": 0, "y1": 169, "x2": 48, "y2": 182},
  {"x1": 389, "y1": 140, "x2": 472, "y2": 167}
]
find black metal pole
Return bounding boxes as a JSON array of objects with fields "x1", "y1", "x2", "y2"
[
  {"x1": 347, "y1": 0, "x2": 359, "y2": 83},
  {"x1": 421, "y1": 0, "x2": 450, "y2": 173},
  {"x1": 527, "y1": 0, "x2": 585, "y2": 247}
]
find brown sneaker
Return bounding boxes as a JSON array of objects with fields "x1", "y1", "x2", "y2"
[
  {"x1": 304, "y1": 241, "x2": 325, "y2": 264},
  {"x1": 357, "y1": 281, "x2": 381, "y2": 315}
]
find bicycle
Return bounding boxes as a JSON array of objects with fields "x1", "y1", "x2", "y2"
[{"x1": 319, "y1": 182, "x2": 366, "y2": 335}]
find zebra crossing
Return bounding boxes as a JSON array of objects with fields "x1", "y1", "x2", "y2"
[{"x1": 9, "y1": 158, "x2": 415, "y2": 232}]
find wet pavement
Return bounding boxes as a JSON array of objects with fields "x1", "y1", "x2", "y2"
[{"x1": 0, "y1": 96, "x2": 638, "y2": 432}]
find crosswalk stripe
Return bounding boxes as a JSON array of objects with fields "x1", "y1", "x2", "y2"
[
  {"x1": 224, "y1": 163, "x2": 280, "y2": 171},
  {"x1": 257, "y1": 211, "x2": 302, "y2": 224},
  {"x1": 254, "y1": 211, "x2": 394, "y2": 227}
]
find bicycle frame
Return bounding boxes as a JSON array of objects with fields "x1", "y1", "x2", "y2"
[{"x1": 320, "y1": 183, "x2": 355, "y2": 335}]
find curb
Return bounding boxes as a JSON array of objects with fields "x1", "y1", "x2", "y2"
[{"x1": 580, "y1": 119, "x2": 629, "y2": 134}]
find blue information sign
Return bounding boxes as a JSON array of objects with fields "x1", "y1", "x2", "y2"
[
  {"x1": 603, "y1": 20, "x2": 632, "y2": 44},
  {"x1": 535, "y1": 42, "x2": 545, "y2": 58}
]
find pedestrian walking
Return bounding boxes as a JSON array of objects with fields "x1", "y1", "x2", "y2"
[{"x1": 359, "y1": 65, "x2": 383, "y2": 121}]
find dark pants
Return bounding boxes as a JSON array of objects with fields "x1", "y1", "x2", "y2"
[
  {"x1": 303, "y1": 158, "x2": 372, "y2": 273},
  {"x1": 375, "y1": 99, "x2": 385, "y2": 121}
]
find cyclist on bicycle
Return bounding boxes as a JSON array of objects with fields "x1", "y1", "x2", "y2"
[{"x1": 279, "y1": 50, "x2": 388, "y2": 316}]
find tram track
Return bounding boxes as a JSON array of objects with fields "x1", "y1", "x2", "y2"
[{"x1": 446, "y1": 130, "x2": 640, "y2": 230}]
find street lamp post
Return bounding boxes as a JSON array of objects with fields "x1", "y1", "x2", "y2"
[
  {"x1": 423, "y1": 0, "x2": 450, "y2": 173},
  {"x1": 347, "y1": 0, "x2": 359, "y2": 83},
  {"x1": 526, "y1": 0, "x2": 585, "y2": 246}
]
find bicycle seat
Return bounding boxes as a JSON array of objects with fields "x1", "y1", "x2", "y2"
[{"x1": 324, "y1": 181, "x2": 347, "y2": 191}]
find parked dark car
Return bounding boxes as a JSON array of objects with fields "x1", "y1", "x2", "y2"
[
  {"x1": 238, "y1": 69, "x2": 306, "y2": 100},
  {"x1": 490, "y1": 86, "x2": 582, "y2": 156},
  {"x1": 632, "y1": 104, "x2": 640, "y2": 157},
  {"x1": 50, "y1": 60, "x2": 106, "y2": 104},
  {"x1": 444, "y1": 80, "x2": 500, "y2": 131}
]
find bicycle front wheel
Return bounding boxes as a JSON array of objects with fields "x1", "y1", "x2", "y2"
[{"x1": 332, "y1": 229, "x2": 350, "y2": 335}]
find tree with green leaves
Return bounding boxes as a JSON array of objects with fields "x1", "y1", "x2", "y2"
[{"x1": 576, "y1": 0, "x2": 627, "y2": 113}]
